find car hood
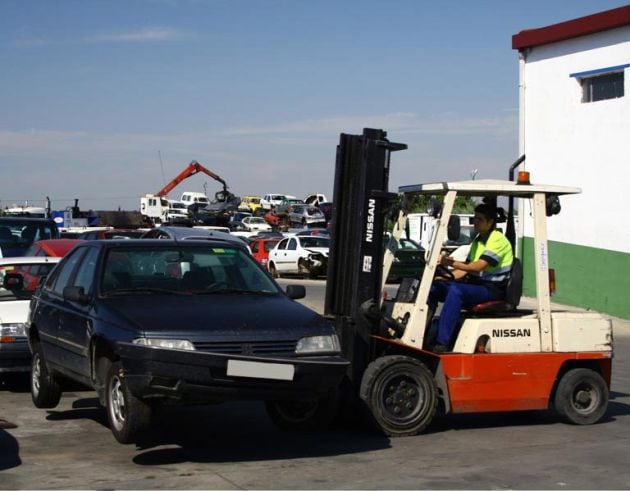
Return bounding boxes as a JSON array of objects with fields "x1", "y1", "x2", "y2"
[
  {"x1": 304, "y1": 247, "x2": 329, "y2": 257},
  {"x1": 100, "y1": 293, "x2": 333, "y2": 341}
]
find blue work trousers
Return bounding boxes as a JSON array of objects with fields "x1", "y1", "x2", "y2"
[{"x1": 428, "y1": 281, "x2": 496, "y2": 346}]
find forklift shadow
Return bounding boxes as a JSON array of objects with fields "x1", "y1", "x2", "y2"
[{"x1": 132, "y1": 401, "x2": 390, "y2": 465}]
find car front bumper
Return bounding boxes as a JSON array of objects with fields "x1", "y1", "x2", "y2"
[
  {"x1": 116, "y1": 342, "x2": 349, "y2": 403},
  {"x1": 0, "y1": 338, "x2": 31, "y2": 373}
]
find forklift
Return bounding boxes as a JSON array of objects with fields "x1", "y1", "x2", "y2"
[{"x1": 325, "y1": 128, "x2": 612, "y2": 436}]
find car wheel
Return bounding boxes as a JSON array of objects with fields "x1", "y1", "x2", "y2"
[
  {"x1": 265, "y1": 389, "x2": 338, "y2": 433},
  {"x1": 106, "y1": 360, "x2": 152, "y2": 443},
  {"x1": 553, "y1": 368, "x2": 608, "y2": 425},
  {"x1": 269, "y1": 263, "x2": 280, "y2": 279},
  {"x1": 360, "y1": 355, "x2": 437, "y2": 437},
  {"x1": 31, "y1": 342, "x2": 62, "y2": 409}
]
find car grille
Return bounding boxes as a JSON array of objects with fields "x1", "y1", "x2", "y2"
[{"x1": 193, "y1": 340, "x2": 297, "y2": 357}]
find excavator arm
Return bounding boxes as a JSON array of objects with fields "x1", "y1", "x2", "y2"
[{"x1": 156, "y1": 160, "x2": 228, "y2": 197}]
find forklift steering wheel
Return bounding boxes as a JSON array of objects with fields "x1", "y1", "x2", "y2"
[{"x1": 435, "y1": 264, "x2": 455, "y2": 281}]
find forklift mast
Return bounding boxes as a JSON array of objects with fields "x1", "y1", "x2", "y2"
[{"x1": 325, "y1": 128, "x2": 406, "y2": 384}]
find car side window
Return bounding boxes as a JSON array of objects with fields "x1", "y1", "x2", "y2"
[
  {"x1": 73, "y1": 247, "x2": 100, "y2": 294},
  {"x1": 251, "y1": 242, "x2": 259, "y2": 253},
  {"x1": 277, "y1": 239, "x2": 288, "y2": 250},
  {"x1": 287, "y1": 239, "x2": 297, "y2": 251},
  {"x1": 49, "y1": 248, "x2": 87, "y2": 296}
]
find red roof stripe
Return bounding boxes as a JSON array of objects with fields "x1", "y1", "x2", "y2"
[{"x1": 512, "y1": 5, "x2": 630, "y2": 50}]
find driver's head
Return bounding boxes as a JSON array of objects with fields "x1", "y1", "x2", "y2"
[{"x1": 473, "y1": 204, "x2": 497, "y2": 234}]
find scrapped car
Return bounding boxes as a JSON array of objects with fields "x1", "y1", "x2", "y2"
[
  {"x1": 268, "y1": 236, "x2": 330, "y2": 279},
  {"x1": 274, "y1": 197, "x2": 303, "y2": 216},
  {"x1": 238, "y1": 195, "x2": 263, "y2": 214},
  {"x1": 0, "y1": 257, "x2": 60, "y2": 380},
  {"x1": 260, "y1": 193, "x2": 287, "y2": 211},
  {"x1": 26, "y1": 240, "x2": 348, "y2": 443},
  {"x1": 241, "y1": 216, "x2": 272, "y2": 233},
  {"x1": 0, "y1": 217, "x2": 60, "y2": 258},
  {"x1": 288, "y1": 205, "x2": 326, "y2": 227},
  {"x1": 249, "y1": 237, "x2": 281, "y2": 270},
  {"x1": 24, "y1": 239, "x2": 84, "y2": 258}
]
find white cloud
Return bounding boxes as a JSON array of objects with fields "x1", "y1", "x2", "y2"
[{"x1": 87, "y1": 26, "x2": 188, "y2": 43}]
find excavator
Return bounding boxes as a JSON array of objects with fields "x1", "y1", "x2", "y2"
[{"x1": 140, "y1": 160, "x2": 239, "y2": 226}]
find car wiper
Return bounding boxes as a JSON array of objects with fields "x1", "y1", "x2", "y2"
[
  {"x1": 194, "y1": 288, "x2": 271, "y2": 295},
  {"x1": 104, "y1": 287, "x2": 189, "y2": 296}
]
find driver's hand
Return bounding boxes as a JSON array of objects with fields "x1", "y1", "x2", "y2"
[{"x1": 439, "y1": 253, "x2": 452, "y2": 268}]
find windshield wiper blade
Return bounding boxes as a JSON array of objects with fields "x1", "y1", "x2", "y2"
[{"x1": 104, "y1": 287, "x2": 188, "y2": 296}]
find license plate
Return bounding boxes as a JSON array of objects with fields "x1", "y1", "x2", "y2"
[{"x1": 226, "y1": 359, "x2": 295, "y2": 381}]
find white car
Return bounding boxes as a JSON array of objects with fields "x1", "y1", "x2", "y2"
[
  {"x1": 241, "y1": 216, "x2": 272, "y2": 233},
  {"x1": 268, "y1": 235, "x2": 330, "y2": 278},
  {"x1": 0, "y1": 256, "x2": 61, "y2": 378},
  {"x1": 260, "y1": 193, "x2": 287, "y2": 211}
]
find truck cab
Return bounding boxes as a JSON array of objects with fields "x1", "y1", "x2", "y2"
[{"x1": 180, "y1": 192, "x2": 210, "y2": 208}]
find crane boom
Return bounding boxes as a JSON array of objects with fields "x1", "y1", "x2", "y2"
[{"x1": 156, "y1": 160, "x2": 228, "y2": 197}]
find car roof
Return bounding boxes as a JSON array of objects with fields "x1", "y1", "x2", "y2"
[
  {"x1": 35, "y1": 239, "x2": 84, "y2": 256},
  {"x1": 83, "y1": 238, "x2": 247, "y2": 250},
  {"x1": 0, "y1": 216, "x2": 57, "y2": 224},
  {"x1": 0, "y1": 256, "x2": 61, "y2": 266}
]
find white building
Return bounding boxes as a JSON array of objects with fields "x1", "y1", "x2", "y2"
[{"x1": 512, "y1": 5, "x2": 630, "y2": 319}]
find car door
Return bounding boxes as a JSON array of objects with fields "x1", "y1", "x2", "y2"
[
  {"x1": 282, "y1": 238, "x2": 300, "y2": 273},
  {"x1": 35, "y1": 248, "x2": 87, "y2": 370},
  {"x1": 57, "y1": 246, "x2": 100, "y2": 380},
  {"x1": 270, "y1": 238, "x2": 288, "y2": 272}
]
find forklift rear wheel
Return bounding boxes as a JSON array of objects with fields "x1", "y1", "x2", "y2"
[
  {"x1": 361, "y1": 355, "x2": 437, "y2": 437},
  {"x1": 265, "y1": 390, "x2": 338, "y2": 433},
  {"x1": 553, "y1": 368, "x2": 608, "y2": 425}
]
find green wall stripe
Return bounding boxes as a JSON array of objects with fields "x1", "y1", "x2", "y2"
[{"x1": 521, "y1": 237, "x2": 630, "y2": 319}]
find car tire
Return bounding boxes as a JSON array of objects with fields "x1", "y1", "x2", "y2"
[
  {"x1": 31, "y1": 342, "x2": 62, "y2": 409},
  {"x1": 105, "y1": 360, "x2": 152, "y2": 443},
  {"x1": 265, "y1": 389, "x2": 338, "y2": 433},
  {"x1": 553, "y1": 368, "x2": 608, "y2": 425},
  {"x1": 360, "y1": 355, "x2": 437, "y2": 437},
  {"x1": 269, "y1": 263, "x2": 280, "y2": 279}
]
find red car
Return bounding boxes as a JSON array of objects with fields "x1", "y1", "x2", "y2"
[
  {"x1": 24, "y1": 239, "x2": 84, "y2": 257},
  {"x1": 249, "y1": 237, "x2": 281, "y2": 270}
]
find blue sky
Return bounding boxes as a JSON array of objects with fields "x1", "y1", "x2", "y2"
[{"x1": 0, "y1": 0, "x2": 625, "y2": 211}]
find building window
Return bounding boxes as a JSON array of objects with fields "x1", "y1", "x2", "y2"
[{"x1": 571, "y1": 64, "x2": 628, "y2": 103}]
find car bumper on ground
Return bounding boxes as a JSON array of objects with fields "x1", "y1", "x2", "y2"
[{"x1": 116, "y1": 342, "x2": 349, "y2": 403}]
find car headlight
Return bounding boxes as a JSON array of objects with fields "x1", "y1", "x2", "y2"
[
  {"x1": 0, "y1": 323, "x2": 27, "y2": 343},
  {"x1": 295, "y1": 334, "x2": 340, "y2": 354},
  {"x1": 132, "y1": 338, "x2": 196, "y2": 351}
]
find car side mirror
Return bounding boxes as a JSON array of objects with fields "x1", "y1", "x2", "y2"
[
  {"x1": 63, "y1": 285, "x2": 89, "y2": 304},
  {"x1": 3, "y1": 272, "x2": 24, "y2": 291},
  {"x1": 447, "y1": 216, "x2": 461, "y2": 241},
  {"x1": 286, "y1": 284, "x2": 306, "y2": 300}
]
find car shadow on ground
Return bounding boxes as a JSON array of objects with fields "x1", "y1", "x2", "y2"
[{"x1": 44, "y1": 396, "x2": 391, "y2": 464}]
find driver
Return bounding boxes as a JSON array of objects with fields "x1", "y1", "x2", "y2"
[{"x1": 428, "y1": 203, "x2": 514, "y2": 353}]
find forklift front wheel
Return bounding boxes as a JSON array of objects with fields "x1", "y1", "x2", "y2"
[
  {"x1": 360, "y1": 355, "x2": 437, "y2": 437},
  {"x1": 553, "y1": 368, "x2": 609, "y2": 425}
]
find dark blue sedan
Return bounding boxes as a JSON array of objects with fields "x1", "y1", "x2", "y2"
[{"x1": 26, "y1": 239, "x2": 348, "y2": 443}]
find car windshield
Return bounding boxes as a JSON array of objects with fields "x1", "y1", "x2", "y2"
[
  {"x1": 101, "y1": 245, "x2": 281, "y2": 296},
  {"x1": 300, "y1": 237, "x2": 330, "y2": 248}
]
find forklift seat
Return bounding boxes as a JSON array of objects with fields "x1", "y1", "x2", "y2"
[{"x1": 468, "y1": 258, "x2": 523, "y2": 314}]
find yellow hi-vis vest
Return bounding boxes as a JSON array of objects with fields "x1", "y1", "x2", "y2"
[{"x1": 467, "y1": 229, "x2": 514, "y2": 285}]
